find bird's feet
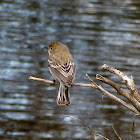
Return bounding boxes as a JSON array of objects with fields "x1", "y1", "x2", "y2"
[{"x1": 53, "y1": 79, "x2": 56, "y2": 84}]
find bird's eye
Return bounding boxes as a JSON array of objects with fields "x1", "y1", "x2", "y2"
[{"x1": 50, "y1": 47, "x2": 53, "y2": 51}]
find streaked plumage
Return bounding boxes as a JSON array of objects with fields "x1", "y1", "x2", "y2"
[{"x1": 48, "y1": 41, "x2": 76, "y2": 106}]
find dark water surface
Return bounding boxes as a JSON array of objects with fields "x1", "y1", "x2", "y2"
[{"x1": 0, "y1": 0, "x2": 140, "y2": 139}]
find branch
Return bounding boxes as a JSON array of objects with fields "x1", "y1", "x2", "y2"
[
  {"x1": 96, "y1": 74, "x2": 140, "y2": 112},
  {"x1": 112, "y1": 126, "x2": 122, "y2": 140},
  {"x1": 102, "y1": 64, "x2": 140, "y2": 102},
  {"x1": 86, "y1": 74, "x2": 140, "y2": 116},
  {"x1": 62, "y1": 114, "x2": 109, "y2": 140},
  {"x1": 86, "y1": 64, "x2": 140, "y2": 116},
  {"x1": 29, "y1": 76, "x2": 95, "y2": 88},
  {"x1": 29, "y1": 64, "x2": 140, "y2": 116}
]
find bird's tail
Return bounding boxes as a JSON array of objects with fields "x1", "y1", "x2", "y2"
[{"x1": 57, "y1": 83, "x2": 70, "y2": 106}]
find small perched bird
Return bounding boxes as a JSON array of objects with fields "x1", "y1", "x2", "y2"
[{"x1": 47, "y1": 41, "x2": 76, "y2": 106}]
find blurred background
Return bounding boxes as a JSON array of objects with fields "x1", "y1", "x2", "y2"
[{"x1": 0, "y1": 0, "x2": 140, "y2": 139}]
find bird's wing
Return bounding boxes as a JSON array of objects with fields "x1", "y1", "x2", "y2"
[{"x1": 48, "y1": 60, "x2": 76, "y2": 86}]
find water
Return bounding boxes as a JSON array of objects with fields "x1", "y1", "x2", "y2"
[{"x1": 0, "y1": 0, "x2": 140, "y2": 139}]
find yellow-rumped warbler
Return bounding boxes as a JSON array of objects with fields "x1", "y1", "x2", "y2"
[{"x1": 47, "y1": 41, "x2": 76, "y2": 106}]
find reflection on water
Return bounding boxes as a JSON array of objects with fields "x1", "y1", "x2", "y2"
[{"x1": 0, "y1": 0, "x2": 140, "y2": 139}]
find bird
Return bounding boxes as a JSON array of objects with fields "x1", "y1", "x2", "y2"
[{"x1": 47, "y1": 41, "x2": 76, "y2": 106}]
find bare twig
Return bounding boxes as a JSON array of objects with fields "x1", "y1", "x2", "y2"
[
  {"x1": 112, "y1": 126, "x2": 122, "y2": 140},
  {"x1": 62, "y1": 114, "x2": 109, "y2": 140},
  {"x1": 96, "y1": 74, "x2": 140, "y2": 112},
  {"x1": 29, "y1": 64, "x2": 140, "y2": 116},
  {"x1": 29, "y1": 76, "x2": 93, "y2": 87},
  {"x1": 102, "y1": 64, "x2": 140, "y2": 102},
  {"x1": 29, "y1": 76, "x2": 58, "y2": 84},
  {"x1": 86, "y1": 74, "x2": 98, "y2": 88},
  {"x1": 96, "y1": 74, "x2": 129, "y2": 98},
  {"x1": 131, "y1": 115, "x2": 136, "y2": 140},
  {"x1": 85, "y1": 74, "x2": 140, "y2": 115}
]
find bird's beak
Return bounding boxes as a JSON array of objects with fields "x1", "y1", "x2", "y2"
[{"x1": 44, "y1": 46, "x2": 48, "y2": 49}]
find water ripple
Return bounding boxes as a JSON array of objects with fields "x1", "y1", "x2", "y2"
[{"x1": 0, "y1": 0, "x2": 140, "y2": 139}]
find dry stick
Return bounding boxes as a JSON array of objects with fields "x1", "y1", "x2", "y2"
[
  {"x1": 112, "y1": 126, "x2": 122, "y2": 140},
  {"x1": 98, "y1": 86, "x2": 139, "y2": 115},
  {"x1": 62, "y1": 114, "x2": 109, "y2": 140},
  {"x1": 29, "y1": 76, "x2": 58, "y2": 84},
  {"x1": 29, "y1": 75, "x2": 140, "y2": 115},
  {"x1": 102, "y1": 64, "x2": 140, "y2": 102},
  {"x1": 96, "y1": 74, "x2": 140, "y2": 112},
  {"x1": 96, "y1": 74, "x2": 129, "y2": 98},
  {"x1": 131, "y1": 115, "x2": 136, "y2": 140},
  {"x1": 29, "y1": 66, "x2": 140, "y2": 137},
  {"x1": 29, "y1": 76, "x2": 95, "y2": 88},
  {"x1": 86, "y1": 74, "x2": 140, "y2": 116}
]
